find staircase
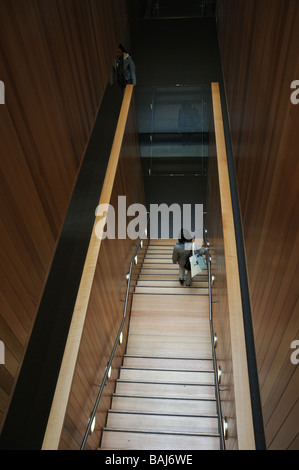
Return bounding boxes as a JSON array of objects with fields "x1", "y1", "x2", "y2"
[{"x1": 100, "y1": 240, "x2": 221, "y2": 450}]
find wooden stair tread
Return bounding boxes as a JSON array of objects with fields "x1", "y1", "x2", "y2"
[
  {"x1": 119, "y1": 368, "x2": 214, "y2": 384},
  {"x1": 112, "y1": 394, "x2": 217, "y2": 403},
  {"x1": 121, "y1": 365, "x2": 214, "y2": 372},
  {"x1": 140, "y1": 269, "x2": 207, "y2": 277},
  {"x1": 122, "y1": 356, "x2": 214, "y2": 371},
  {"x1": 103, "y1": 426, "x2": 219, "y2": 437},
  {"x1": 137, "y1": 280, "x2": 208, "y2": 286},
  {"x1": 106, "y1": 411, "x2": 219, "y2": 434},
  {"x1": 141, "y1": 263, "x2": 207, "y2": 269},
  {"x1": 138, "y1": 275, "x2": 208, "y2": 281},
  {"x1": 115, "y1": 381, "x2": 216, "y2": 399},
  {"x1": 130, "y1": 292, "x2": 209, "y2": 311},
  {"x1": 100, "y1": 429, "x2": 220, "y2": 450},
  {"x1": 107, "y1": 409, "x2": 218, "y2": 418},
  {"x1": 134, "y1": 287, "x2": 208, "y2": 295},
  {"x1": 126, "y1": 341, "x2": 212, "y2": 359},
  {"x1": 111, "y1": 395, "x2": 217, "y2": 415}
]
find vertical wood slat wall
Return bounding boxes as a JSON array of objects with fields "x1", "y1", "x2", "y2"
[
  {"x1": 216, "y1": 0, "x2": 299, "y2": 449},
  {"x1": 0, "y1": 0, "x2": 127, "y2": 434}
]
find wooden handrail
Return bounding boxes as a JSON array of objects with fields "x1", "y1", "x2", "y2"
[
  {"x1": 211, "y1": 82, "x2": 255, "y2": 450},
  {"x1": 42, "y1": 85, "x2": 134, "y2": 450}
]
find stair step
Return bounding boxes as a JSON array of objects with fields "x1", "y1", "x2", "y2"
[
  {"x1": 128, "y1": 317, "x2": 210, "y2": 337},
  {"x1": 126, "y1": 334, "x2": 212, "y2": 358},
  {"x1": 119, "y1": 368, "x2": 215, "y2": 384},
  {"x1": 149, "y1": 239, "x2": 176, "y2": 245},
  {"x1": 111, "y1": 394, "x2": 217, "y2": 415},
  {"x1": 140, "y1": 266, "x2": 207, "y2": 274},
  {"x1": 143, "y1": 258, "x2": 176, "y2": 264},
  {"x1": 106, "y1": 410, "x2": 219, "y2": 434},
  {"x1": 144, "y1": 252, "x2": 174, "y2": 257},
  {"x1": 146, "y1": 250, "x2": 173, "y2": 256},
  {"x1": 115, "y1": 380, "x2": 216, "y2": 399},
  {"x1": 137, "y1": 280, "x2": 208, "y2": 287},
  {"x1": 138, "y1": 274, "x2": 208, "y2": 281},
  {"x1": 140, "y1": 268, "x2": 207, "y2": 276},
  {"x1": 128, "y1": 295, "x2": 212, "y2": 356},
  {"x1": 140, "y1": 263, "x2": 179, "y2": 269},
  {"x1": 134, "y1": 286, "x2": 209, "y2": 295},
  {"x1": 130, "y1": 293, "x2": 209, "y2": 318},
  {"x1": 148, "y1": 239, "x2": 203, "y2": 246},
  {"x1": 100, "y1": 429, "x2": 220, "y2": 450},
  {"x1": 123, "y1": 355, "x2": 214, "y2": 370}
]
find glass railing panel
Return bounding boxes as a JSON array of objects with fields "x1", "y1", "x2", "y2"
[
  {"x1": 150, "y1": 0, "x2": 217, "y2": 18},
  {"x1": 135, "y1": 84, "x2": 212, "y2": 176}
]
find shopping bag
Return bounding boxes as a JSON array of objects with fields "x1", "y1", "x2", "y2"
[
  {"x1": 190, "y1": 253, "x2": 202, "y2": 277},
  {"x1": 198, "y1": 254, "x2": 206, "y2": 270},
  {"x1": 189, "y1": 242, "x2": 205, "y2": 278}
]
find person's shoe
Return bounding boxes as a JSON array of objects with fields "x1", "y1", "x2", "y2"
[
  {"x1": 186, "y1": 283, "x2": 191, "y2": 287},
  {"x1": 179, "y1": 279, "x2": 184, "y2": 285}
]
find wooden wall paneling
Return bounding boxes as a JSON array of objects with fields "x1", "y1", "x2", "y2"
[
  {"x1": 0, "y1": 0, "x2": 128, "y2": 436},
  {"x1": 266, "y1": 359, "x2": 299, "y2": 449},
  {"x1": 90, "y1": 0, "x2": 127, "y2": 85},
  {"x1": 261, "y1": 277, "x2": 299, "y2": 410},
  {"x1": 262, "y1": 309, "x2": 299, "y2": 431},
  {"x1": 5, "y1": 1, "x2": 81, "y2": 198},
  {"x1": 255, "y1": 228, "x2": 299, "y2": 378},
  {"x1": 217, "y1": 0, "x2": 299, "y2": 449}
]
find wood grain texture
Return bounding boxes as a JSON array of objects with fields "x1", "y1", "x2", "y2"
[
  {"x1": 217, "y1": 0, "x2": 299, "y2": 450},
  {"x1": 100, "y1": 244, "x2": 221, "y2": 451},
  {"x1": 46, "y1": 88, "x2": 147, "y2": 450},
  {"x1": 0, "y1": 0, "x2": 128, "y2": 435},
  {"x1": 205, "y1": 83, "x2": 256, "y2": 449},
  {"x1": 206, "y1": 132, "x2": 237, "y2": 450}
]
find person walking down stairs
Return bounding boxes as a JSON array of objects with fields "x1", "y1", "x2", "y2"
[{"x1": 172, "y1": 229, "x2": 206, "y2": 286}]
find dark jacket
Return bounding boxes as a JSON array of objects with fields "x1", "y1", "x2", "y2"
[
  {"x1": 172, "y1": 242, "x2": 206, "y2": 269},
  {"x1": 110, "y1": 53, "x2": 136, "y2": 86}
]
